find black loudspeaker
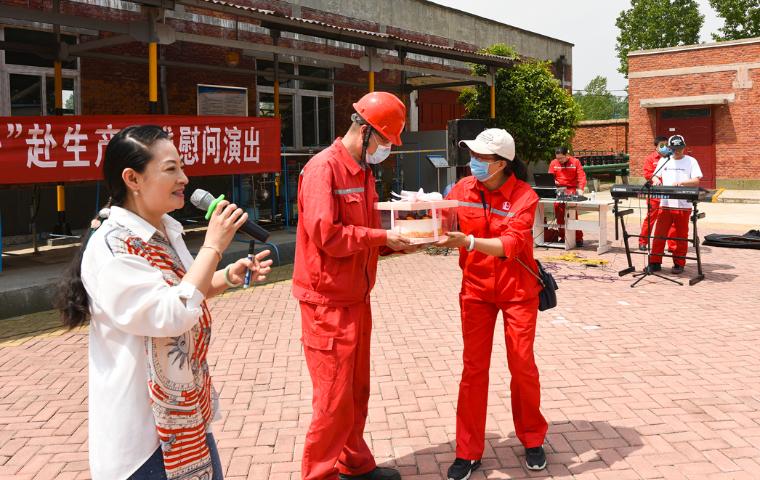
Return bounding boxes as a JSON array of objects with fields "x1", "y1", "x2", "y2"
[{"x1": 447, "y1": 118, "x2": 487, "y2": 166}]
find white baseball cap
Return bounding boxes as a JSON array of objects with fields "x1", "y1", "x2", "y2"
[{"x1": 459, "y1": 128, "x2": 516, "y2": 161}]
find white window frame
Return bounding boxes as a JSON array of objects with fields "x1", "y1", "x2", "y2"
[
  {"x1": 0, "y1": 25, "x2": 81, "y2": 116},
  {"x1": 256, "y1": 63, "x2": 334, "y2": 150}
]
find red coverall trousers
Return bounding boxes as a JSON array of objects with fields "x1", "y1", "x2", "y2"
[
  {"x1": 639, "y1": 198, "x2": 661, "y2": 247},
  {"x1": 456, "y1": 293, "x2": 548, "y2": 459},
  {"x1": 553, "y1": 188, "x2": 583, "y2": 243},
  {"x1": 300, "y1": 301, "x2": 376, "y2": 480},
  {"x1": 649, "y1": 207, "x2": 691, "y2": 267}
]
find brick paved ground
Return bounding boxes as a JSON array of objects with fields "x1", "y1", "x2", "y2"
[{"x1": 1, "y1": 228, "x2": 759, "y2": 479}]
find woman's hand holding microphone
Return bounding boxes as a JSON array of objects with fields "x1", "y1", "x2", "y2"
[{"x1": 189, "y1": 201, "x2": 272, "y2": 297}]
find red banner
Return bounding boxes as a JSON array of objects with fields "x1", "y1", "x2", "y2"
[{"x1": 0, "y1": 115, "x2": 281, "y2": 185}]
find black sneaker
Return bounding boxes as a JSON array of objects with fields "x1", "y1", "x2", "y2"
[
  {"x1": 447, "y1": 458, "x2": 481, "y2": 480},
  {"x1": 644, "y1": 263, "x2": 661, "y2": 273},
  {"x1": 340, "y1": 467, "x2": 401, "y2": 480},
  {"x1": 638, "y1": 244, "x2": 648, "y2": 251},
  {"x1": 525, "y1": 446, "x2": 547, "y2": 471},
  {"x1": 576, "y1": 240, "x2": 584, "y2": 247},
  {"x1": 672, "y1": 265, "x2": 684, "y2": 274}
]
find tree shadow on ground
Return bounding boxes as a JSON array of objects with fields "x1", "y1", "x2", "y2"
[{"x1": 384, "y1": 420, "x2": 643, "y2": 479}]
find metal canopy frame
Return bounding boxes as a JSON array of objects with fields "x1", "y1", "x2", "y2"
[{"x1": 0, "y1": 1, "x2": 509, "y2": 85}]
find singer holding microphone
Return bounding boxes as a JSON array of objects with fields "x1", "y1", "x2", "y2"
[{"x1": 56, "y1": 125, "x2": 272, "y2": 480}]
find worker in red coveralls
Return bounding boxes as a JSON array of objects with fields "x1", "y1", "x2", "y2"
[
  {"x1": 293, "y1": 92, "x2": 412, "y2": 480},
  {"x1": 548, "y1": 147, "x2": 587, "y2": 246},
  {"x1": 639, "y1": 136, "x2": 670, "y2": 251},
  {"x1": 437, "y1": 128, "x2": 549, "y2": 478}
]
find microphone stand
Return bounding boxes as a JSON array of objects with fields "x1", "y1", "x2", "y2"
[{"x1": 630, "y1": 154, "x2": 682, "y2": 287}]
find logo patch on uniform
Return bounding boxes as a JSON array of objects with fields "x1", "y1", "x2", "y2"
[{"x1": 502, "y1": 201, "x2": 511, "y2": 211}]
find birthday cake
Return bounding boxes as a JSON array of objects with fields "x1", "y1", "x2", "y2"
[{"x1": 394, "y1": 215, "x2": 444, "y2": 239}]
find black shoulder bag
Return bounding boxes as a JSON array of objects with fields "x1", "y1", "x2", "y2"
[{"x1": 515, "y1": 257, "x2": 558, "y2": 311}]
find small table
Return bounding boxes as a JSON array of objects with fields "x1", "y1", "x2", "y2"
[{"x1": 533, "y1": 199, "x2": 613, "y2": 254}]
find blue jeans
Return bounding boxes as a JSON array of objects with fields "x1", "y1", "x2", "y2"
[{"x1": 129, "y1": 433, "x2": 223, "y2": 480}]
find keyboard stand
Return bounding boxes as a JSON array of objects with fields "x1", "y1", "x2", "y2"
[{"x1": 614, "y1": 197, "x2": 705, "y2": 286}]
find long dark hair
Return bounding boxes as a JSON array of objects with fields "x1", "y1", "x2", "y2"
[
  {"x1": 56, "y1": 125, "x2": 171, "y2": 330},
  {"x1": 502, "y1": 157, "x2": 529, "y2": 182}
]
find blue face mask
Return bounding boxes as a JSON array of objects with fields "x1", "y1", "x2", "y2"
[
  {"x1": 469, "y1": 156, "x2": 492, "y2": 181},
  {"x1": 658, "y1": 146, "x2": 672, "y2": 156}
]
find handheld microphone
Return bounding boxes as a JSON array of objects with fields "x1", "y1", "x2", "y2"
[{"x1": 190, "y1": 189, "x2": 270, "y2": 243}]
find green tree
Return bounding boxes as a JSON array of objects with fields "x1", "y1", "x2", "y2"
[
  {"x1": 574, "y1": 76, "x2": 615, "y2": 120},
  {"x1": 459, "y1": 44, "x2": 581, "y2": 163},
  {"x1": 64, "y1": 94, "x2": 75, "y2": 112},
  {"x1": 574, "y1": 76, "x2": 629, "y2": 120},
  {"x1": 710, "y1": 0, "x2": 760, "y2": 40},
  {"x1": 615, "y1": 93, "x2": 630, "y2": 119},
  {"x1": 615, "y1": 0, "x2": 703, "y2": 76}
]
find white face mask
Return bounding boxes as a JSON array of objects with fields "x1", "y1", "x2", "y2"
[{"x1": 366, "y1": 144, "x2": 391, "y2": 164}]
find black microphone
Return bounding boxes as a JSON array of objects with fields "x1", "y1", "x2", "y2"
[
  {"x1": 190, "y1": 189, "x2": 270, "y2": 242},
  {"x1": 641, "y1": 153, "x2": 672, "y2": 193},
  {"x1": 651, "y1": 153, "x2": 673, "y2": 181}
]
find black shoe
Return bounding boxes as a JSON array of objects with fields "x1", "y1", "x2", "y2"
[
  {"x1": 672, "y1": 265, "x2": 684, "y2": 274},
  {"x1": 447, "y1": 458, "x2": 481, "y2": 480},
  {"x1": 340, "y1": 467, "x2": 400, "y2": 480},
  {"x1": 525, "y1": 446, "x2": 547, "y2": 471},
  {"x1": 576, "y1": 240, "x2": 584, "y2": 247},
  {"x1": 644, "y1": 263, "x2": 661, "y2": 273},
  {"x1": 638, "y1": 244, "x2": 648, "y2": 251}
]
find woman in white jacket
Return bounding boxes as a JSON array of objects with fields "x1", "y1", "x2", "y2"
[{"x1": 56, "y1": 125, "x2": 272, "y2": 480}]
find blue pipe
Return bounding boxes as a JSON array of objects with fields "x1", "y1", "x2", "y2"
[{"x1": 283, "y1": 151, "x2": 290, "y2": 228}]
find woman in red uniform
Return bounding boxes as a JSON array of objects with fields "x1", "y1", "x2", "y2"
[{"x1": 437, "y1": 128, "x2": 548, "y2": 478}]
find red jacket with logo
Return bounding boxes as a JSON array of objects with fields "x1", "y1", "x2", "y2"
[
  {"x1": 447, "y1": 175, "x2": 542, "y2": 303},
  {"x1": 642, "y1": 150, "x2": 661, "y2": 181},
  {"x1": 292, "y1": 139, "x2": 388, "y2": 306},
  {"x1": 549, "y1": 156, "x2": 587, "y2": 191}
]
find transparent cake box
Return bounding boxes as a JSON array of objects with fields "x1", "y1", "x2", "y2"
[{"x1": 375, "y1": 199, "x2": 460, "y2": 244}]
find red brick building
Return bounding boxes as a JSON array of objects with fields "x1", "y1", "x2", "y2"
[
  {"x1": 572, "y1": 119, "x2": 628, "y2": 154},
  {"x1": 628, "y1": 38, "x2": 760, "y2": 189}
]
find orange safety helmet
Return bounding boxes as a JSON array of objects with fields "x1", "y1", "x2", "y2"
[{"x1": 352, "y1": 92, "x2": 406, "y2": 146}]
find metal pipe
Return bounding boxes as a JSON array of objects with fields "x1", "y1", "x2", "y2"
[
  {"x1": 272, "y1": 30, "x2": 280, "y2": 118},
  {"x1": 54, "y1": 62, "x2": 63, "y2": 115},
  {"x1": 369, "y1": 71, "x2": 375, "y2": 92},
  {"x1": 490, "y1": 82, "x2": 495, "y2": 119},
  {"x1": 488, "y1": 67, "x2": 496, "y2": 119},
  {"x1": 149, "y1": 42, "x2": 159, "y2": 113}
]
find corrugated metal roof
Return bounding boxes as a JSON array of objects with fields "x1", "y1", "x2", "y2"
[{"x1": 189, "y1": 0, "x2": 514, "y2": 66}]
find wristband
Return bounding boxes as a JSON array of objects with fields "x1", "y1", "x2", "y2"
[
  {"x1": 224, "y1": 265, "x2": 242, "y2": 288},
  {"x1": 466, "y1": 234, "x2": 476, "y2": 252}
]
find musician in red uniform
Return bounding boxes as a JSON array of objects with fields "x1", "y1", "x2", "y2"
[
  {"x1": 437, "y1": 128, "x2": 548, "y2": 478},
  {"x1": 639, "y1": 136, "x2": 669, "y2": 251},
  {"x1": 548, "y1": 147, "x2": 587, "y2": 246}
]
